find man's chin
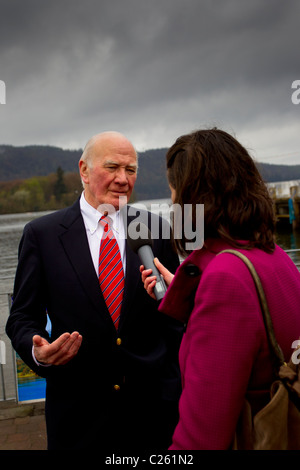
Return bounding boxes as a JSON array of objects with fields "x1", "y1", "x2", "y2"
[
  {"x1": 112, "y1": 194, "x2": 128, "y2": 209},
  {"x1": 97, "y1": 195, "x2": 128, "y2": 213}
]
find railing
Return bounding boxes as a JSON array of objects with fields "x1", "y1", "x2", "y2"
[
  {"x1": 0, "y1": 295, "x2": 17, "y2": 402},
  {"x1": 285, "y1": 248, "x2": 300, "y2": 271}
]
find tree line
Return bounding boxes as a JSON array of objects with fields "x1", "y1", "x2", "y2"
[
  {"x1": 0, "y1": 167, "x2": 138, "y2": 214},
  {"x1": 0, "y1": 145, "x2": 299, "y2": 215},
  {"x1": 0, "y1": 167, "x2": 83, "y2": 214}
]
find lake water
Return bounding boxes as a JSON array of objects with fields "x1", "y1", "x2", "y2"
[
  {"x1": 0, "y1": 211, "x2": 54, "y2": 284},
  {"x1": 0, "y1": 202, "x2": 299, "y2": 285}
]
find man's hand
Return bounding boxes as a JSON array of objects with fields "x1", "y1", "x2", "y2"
[{"x1": 33, "y1": 331, "x2": 83, "y2": 366}]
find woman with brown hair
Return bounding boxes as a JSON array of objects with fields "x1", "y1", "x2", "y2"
[{"x1": 142, "y1": 128, "x2": 300, "y2": 449}]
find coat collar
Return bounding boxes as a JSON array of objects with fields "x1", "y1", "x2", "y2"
[{"x1": 158, "y1": 239, "x2": 234, "y2": 324}]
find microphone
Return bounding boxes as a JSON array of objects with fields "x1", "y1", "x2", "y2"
[{"x1": 127, "y1": 221, "x2": 167, "y2": 300}]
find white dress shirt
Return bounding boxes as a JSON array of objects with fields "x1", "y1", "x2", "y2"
[{"x1": 79, "y1": 191, "x2": 126, "y2": 275}]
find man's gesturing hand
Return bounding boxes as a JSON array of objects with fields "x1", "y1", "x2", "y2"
[{"x1": 33, "y1": 332, "x2": 83, "y2": 366}]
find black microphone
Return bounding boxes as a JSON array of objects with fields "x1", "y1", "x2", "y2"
[{"x1": 127, "y1": 221, "x2": 167, "y2": 301}]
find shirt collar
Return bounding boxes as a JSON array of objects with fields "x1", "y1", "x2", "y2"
[{"x1": 80, "y1": 192, "x2": 120, "y2": 235}]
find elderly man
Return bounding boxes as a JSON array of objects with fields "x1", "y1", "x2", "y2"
[{"x1": 6, "y1": 132, "x2": 182, "y2": 450}]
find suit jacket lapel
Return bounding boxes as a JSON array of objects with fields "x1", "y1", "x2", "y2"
[
  {"x1": 58, "y1": 201, "x2": 143, "y2": 331},
  {"x1": 58, "y1": 200, "x2": 113, "y2": 328},
  {"x1": 117, "y1": 206, "x2": 141, "y2": 330}
]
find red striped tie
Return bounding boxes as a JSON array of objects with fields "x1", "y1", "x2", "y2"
[{"x1": 98, "y1": 215, "x2": 124, "y2": 329}]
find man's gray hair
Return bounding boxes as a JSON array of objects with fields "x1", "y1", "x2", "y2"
[
  {"x1": 80, "y1": 131, "x2": 138, "y2": 168},
  {"x1": 80, "y1": 134, "x2": 101, "y2": 168}
]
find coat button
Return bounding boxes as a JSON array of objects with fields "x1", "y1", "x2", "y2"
[
  {"x1": 116, "y1": 338, "x2": 122, "y2": 346},
  {"x1": 114, "y1": 384, "x2": 120, "y2": 391},
  {"x1": 184, "y1": 264, "x2": 200, "y2": 277}
]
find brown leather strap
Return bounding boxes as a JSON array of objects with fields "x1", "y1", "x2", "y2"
[{"x1": 218, "y1": 249, "x2": 285, "y2": 368}]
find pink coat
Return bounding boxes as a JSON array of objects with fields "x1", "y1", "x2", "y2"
[{"x1": 159, "y1": 239, "x2": 300, "y2": 450}]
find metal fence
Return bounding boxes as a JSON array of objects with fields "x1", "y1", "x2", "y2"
[
  {"x1": 0, "y1": 295, "x2": 17, "y2": 401},
  {"x1": 285, "y1": 248, "x2": 300, "y2": 271}
]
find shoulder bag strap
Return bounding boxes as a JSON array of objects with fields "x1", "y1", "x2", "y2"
[{"x1": 218, "y1": 249, "x2": 285, "y2": 369}]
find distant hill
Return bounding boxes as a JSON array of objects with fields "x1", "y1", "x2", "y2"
[
  {"x1": 0, "y1": 145, "x2": 82, "y2": 180},
  {"x1": 0, "y1": 144, "x2": 299, "y2": 201},
  {"x1": 255, "y1": 162, "x2": 300, "y2": 183}
]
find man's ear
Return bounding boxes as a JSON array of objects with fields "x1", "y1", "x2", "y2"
[{"x1": 79, "y1": 160, "x2": 89, "y2": 184}]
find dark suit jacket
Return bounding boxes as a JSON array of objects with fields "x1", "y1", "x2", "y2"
[{"x1": 6, "y1": 198, "x2": 182, "y2": 450}]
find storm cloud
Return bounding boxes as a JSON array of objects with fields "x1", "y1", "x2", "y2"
[{"x1": 0, "y1": 0, "x2": 299, "y2": 164}]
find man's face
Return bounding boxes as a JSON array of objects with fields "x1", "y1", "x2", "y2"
[{"x1": 79, "y1": 134, "x2": 138, "y2": 211}]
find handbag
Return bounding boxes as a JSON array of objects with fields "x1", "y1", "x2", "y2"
[{"x1": 219, "y1": 249, "x2": 300, "y2": 450}]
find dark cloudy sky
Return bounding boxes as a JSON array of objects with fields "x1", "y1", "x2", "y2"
[{"x1": 0, "y1": 0, "x2": 299, "y2": 165}]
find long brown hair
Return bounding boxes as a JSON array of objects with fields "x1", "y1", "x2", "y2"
[{"x1": 166, "y1": 128, "x2": 276, "y2": 257}]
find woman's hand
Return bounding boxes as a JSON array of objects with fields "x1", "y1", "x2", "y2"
[{"x1": 140, "y1": 257, "x2": 174, "y2": 300}]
